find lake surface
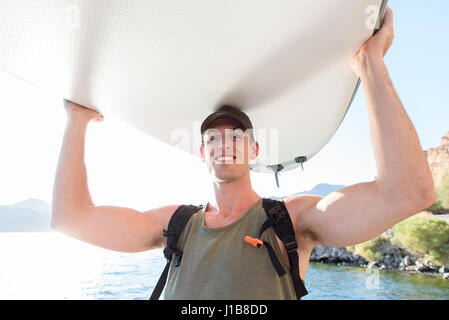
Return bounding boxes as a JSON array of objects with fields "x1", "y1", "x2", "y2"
[{"x1": 0, "y1": 232, "x2": 448, "y2": 300}]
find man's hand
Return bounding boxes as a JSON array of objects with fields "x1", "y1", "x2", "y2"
[
  {"x1": 351, "y1": 6, "x2": 394, "y2": 77},
  {"x1": 63, "y1": 98, "x2": 104, "y2": 123}
]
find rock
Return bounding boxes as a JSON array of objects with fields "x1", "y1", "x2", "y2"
[
  {"x1": 393, "y1": 254, "x2": 402, "y2": 266},
  {"x1": 338, "y1": 251, "x2": 353, "y2": 263},
  {"x1": 330, "y1": 247, "x2": 339, "y2": 258},
  {"x1": 384, "y1": 229, "x2": 394, "y2": 237},
  {"x1": 317, "y1": 253, "x2": 330, "y2": 262},
  {"x1": 347, "y1": 255, "x2": 357, "y2": 264},
  {"x1": 327, "y1": 256, "x2": 338, "y2": 264},
  {"x1": 367, "y1": 261, "x2": 379, "y2": 269},
  {"x1": 399, "y1": 248, "x2": 408, "y2": 258},
  {"x1": 441, "y1": 131, "x2": 449, "y2": 147},
  {"x1": 314, "y1": 245, "x2": 326, "y2": 257},
  {"x1": 357, "y1": 256, "x2": 368, "y2": 265},
  {"x1": 443, "y1": 273, "x2": 449, "y2": 280},
  {"x1": 415, "y1": 261, "x2": 432, "y2": 272},
  {"x1": 403, "y1": 256, "x2": 414, "y2": 266},
  {"x1": 427, "y1": 263, "x2": 441, "y2": 273},
  {"x1": 439, "y1": 265, "x2": 449, "y2": 273},
  {"x1": 383, "y1": 255, "x2": 394, "y2": 267},
  {"x1": 424, "y1": 131, "x2": 449, "y2": 188},
  {"x1": 378, "y1": 240, "x2": 395, "y2": 256},
  {"x1": 405, "y1": 266, "x2": 416, "y2": 271}
]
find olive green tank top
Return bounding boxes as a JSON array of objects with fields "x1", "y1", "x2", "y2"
[{"x1": 164, "y1": 198, "x2": 297, "y2": 300}]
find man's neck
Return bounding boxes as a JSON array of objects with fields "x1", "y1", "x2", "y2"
[{"x1": 207, "y1": 175, "x2": 261, "y2": 219}]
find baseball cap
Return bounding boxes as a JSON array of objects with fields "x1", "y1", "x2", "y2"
[{"x1": 200, "y1": 105, "x2": 254, "y2": 139}]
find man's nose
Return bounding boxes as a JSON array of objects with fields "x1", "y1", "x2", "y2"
[
  {"x1": 215, "y1": 138, "x2": 234, "y2": 154},
  {"x1": 217, "y1": 143, "x2": 232, "y2": 153}
]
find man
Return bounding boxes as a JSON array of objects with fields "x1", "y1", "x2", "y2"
[{"x1": 51, "y1": 8, "x2": 435, "y2": 299}]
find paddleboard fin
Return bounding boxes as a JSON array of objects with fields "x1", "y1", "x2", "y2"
[
  {"x1": 267, "y1": 164, "x2": 284, "y2": 188},
  {"x1": 294, "y1": 156, "x2": 307, "y2": 172}
]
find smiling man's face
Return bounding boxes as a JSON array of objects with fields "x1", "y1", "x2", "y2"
[{"x1": 200, "y1": 117, "x2": 258, "y2": 183}]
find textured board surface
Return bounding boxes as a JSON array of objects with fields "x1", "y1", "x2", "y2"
[{"x1": 0, "y1": 0, "x2": 386, "y2": 173}]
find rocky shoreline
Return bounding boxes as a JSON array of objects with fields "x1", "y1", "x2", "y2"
[{"x1": 310, "y1": 243, "x2": 449, "y2": 280}]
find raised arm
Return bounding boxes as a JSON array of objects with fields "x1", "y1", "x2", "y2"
[
  {"x1": 290, "y1": 8, "x2": 436, "y2": 248},
  {"x1": 51, "y1": 100, "x2": 178, "y2": 252}
]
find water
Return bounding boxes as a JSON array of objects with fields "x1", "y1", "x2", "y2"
[{"x1": 0, "y1": 232, "x2": 448, "y2": 300}]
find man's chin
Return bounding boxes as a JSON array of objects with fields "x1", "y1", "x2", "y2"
[
  {"x1": 214, "y1": 175, "x2": 238, "y2": 184},
  {"x1": 212, "y1": 166, "x2": 249, "y2": 183}
]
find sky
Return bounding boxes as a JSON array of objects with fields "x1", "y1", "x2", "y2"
[{"x1": 0, "y1": 0, "x2": 448, "y2": 212}]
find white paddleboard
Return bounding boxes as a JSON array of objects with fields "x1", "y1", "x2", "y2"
[{"x1": 0, "y1": 0, "x2": 387, "y2": 173}]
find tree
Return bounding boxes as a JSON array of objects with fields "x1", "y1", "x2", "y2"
[{"x1": 427, "y1": 169, "x2": 449, "y2": 214}]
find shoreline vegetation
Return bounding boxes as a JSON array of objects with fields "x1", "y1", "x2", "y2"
[
  {"x1": 310, "y1": 169, "x2": 449, "y2": 280},
  {"x1": 310, "y1": 212, "x2": 449, "y2": 280}
]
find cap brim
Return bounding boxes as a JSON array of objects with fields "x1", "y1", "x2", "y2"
[{"x1": 201, "y1": 112, "x2": 247, "y2": 134}]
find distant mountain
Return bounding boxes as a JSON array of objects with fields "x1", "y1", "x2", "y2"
[
  {"x1": 293, "y1": 183, "x2": 346, "y2": 197},
  {"x1": 273, "y1": 183, "x2": 346, "y2": 199},
  {"x1": 12, "y1": 198, "x2": 51, "y2": 214},
  {"x1": 0, "y1": 198, "x2": 52, "y2": 232}
]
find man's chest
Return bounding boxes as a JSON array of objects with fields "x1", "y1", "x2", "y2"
[{"x1": 203, "y1": 207, "x2": 313, "y2": 282}]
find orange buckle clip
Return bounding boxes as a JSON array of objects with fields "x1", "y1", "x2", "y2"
[{"x1": 244, "y1": 236, "x2": 264, "y2": 248}]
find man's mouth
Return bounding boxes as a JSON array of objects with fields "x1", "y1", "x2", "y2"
[{"x1": 214, "y1": 155, "x2": 236, "y2": 164}]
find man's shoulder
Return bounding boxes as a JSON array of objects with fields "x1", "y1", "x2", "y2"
[
  {"x1": 282, "y1": 194, "x2": 323, "y2": 217},
  {"x1": 164, "y1": 203, "x2": 205, "y2": 223}
]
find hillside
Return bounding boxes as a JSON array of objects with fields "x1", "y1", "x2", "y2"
[
  {"x1": 0, "y1": 198, "x2": 52, "y2": 232},
  {"x1": 424, "y1": 131, "x2": 449, "y2": 188}
]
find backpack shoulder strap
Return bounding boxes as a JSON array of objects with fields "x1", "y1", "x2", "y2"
[
  {"x1": 261, "y1": 198, "x2": 308, "y2": 300},
  {"x1": 164, "y1": 204, "x2": 203, "y2": 266},
  {"x1": 149, "y1": 203, "x2": 203, "y2": 300}
]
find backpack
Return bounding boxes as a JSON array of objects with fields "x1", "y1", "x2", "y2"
[{"x1": 149, "y1": 198, "x2": 308, "y2": 300}]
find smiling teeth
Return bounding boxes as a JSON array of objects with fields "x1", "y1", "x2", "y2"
[{"x1": 215, "y1": 156, "x2": 234, "y2": 162}]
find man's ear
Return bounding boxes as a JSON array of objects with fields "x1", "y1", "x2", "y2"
[
  {"x1": 200, "y1": 143, "x2": 206, "y2": 163},
  {"x1": 249, "y1": 140, "x2": 259, "y2": 160}
]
